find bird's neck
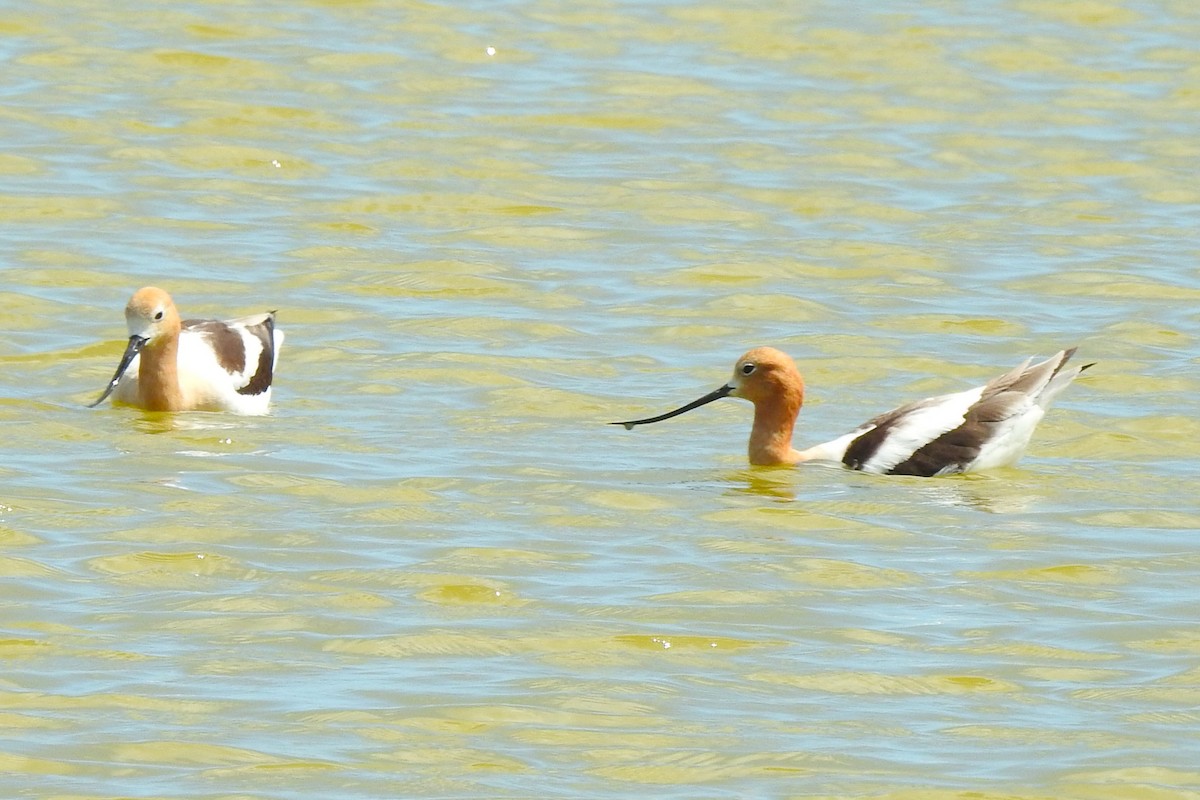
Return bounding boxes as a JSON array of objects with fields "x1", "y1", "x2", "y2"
[
  {"x1": 748, "y1": 392, "x2": 803, "y2": 466},
  {"x1": 139, "y1": 337, "x2": 183, "y2": 412}
]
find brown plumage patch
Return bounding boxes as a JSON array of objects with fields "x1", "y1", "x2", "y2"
[
  {"x1": 237, "y1": 315, "x2": 275, "y2": 396},
  {"x1": 841, "y1": 399, "x2": 936, "y2": 472},
  {"x1": 182, "y1": 315, "x2": 276, "y2": 396},
  {"x1": 842, "y1": 348, "x2": 1084, "y2": 477},
  {"x1": 887, "y1": 391, "x2": 1025, "y2": 476},
  {"x1": 184, "y1": 319, "x2": 246, "y2": 374}
]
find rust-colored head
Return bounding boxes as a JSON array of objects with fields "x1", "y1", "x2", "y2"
[
  {"x1": 124, "y1": 286, "x2": 181, "y2": 344},
  {"x1": 727, "y1": 346, "x2": 805, "y2": 406},
  {"x1": 727, "y1": 347, "x2": 805, "y2": 465},
  {"x1": 88, "y1": 287, "x2": 184, "y2": 409},
  {"x1": 611, "y1": 346, "x2": 806, "y2": 467}
]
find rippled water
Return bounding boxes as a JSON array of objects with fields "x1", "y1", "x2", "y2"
[{"x1": 3, "y1": 0, "x2": 1199, "y2": 797}]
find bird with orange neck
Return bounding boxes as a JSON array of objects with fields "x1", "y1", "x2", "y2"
[
  {"x1": 614, "y1": 346, "x2": 1091, "y2": 477},
  {"x1": 89, "y1": 286, "x2": 283, "y2": 415}
]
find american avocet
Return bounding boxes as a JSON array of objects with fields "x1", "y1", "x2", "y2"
[
  {"x1": 613, "y1": 347, "x2": 1092, "y2": 476},
  {"x1": 89, "y1": 287, "x2": 284, "y2": 415}
]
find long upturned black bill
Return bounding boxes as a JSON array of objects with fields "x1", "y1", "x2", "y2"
[
  {"x1": 611, "y1": 383, "x2": 734, "y2": 429},
  {"x1": 88, "y1": 335, "x2": 147, "y2": 408}
]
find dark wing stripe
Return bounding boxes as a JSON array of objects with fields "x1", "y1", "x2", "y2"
[
  {"x1": 887, "y1": 393, "x2": 1020, "y2": 476},
  {"x1": 237, "y1": 315, "x2": 275, "y2": 396},
  {"x1": 840, "y1": 399, "x2": 936, "y2": 471},
  {"x1": 842, "y1": 426, "x2": 890, "y2": 471},
  {"x1": 887, "y1": 349, "x2": 1078, "y2": 476},
  {"x1": 183, "y1": 319, "x2": 247, "y2": 374},
  {"x1": 845, "y1": 349, "x2": 1079, "y2": 477}
]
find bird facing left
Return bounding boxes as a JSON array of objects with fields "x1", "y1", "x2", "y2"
[{"x1": 89, "y1": 286, "x2": 284, "y2": 415}]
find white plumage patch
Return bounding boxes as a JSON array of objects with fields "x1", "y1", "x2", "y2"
[
  {"x1": 848, "y1": 386, "x2": 985, "y2": 474},
  {"x1": 797, "y1": 349, "x2": 1089, "y2": 477},
  {"x1": 114, "y1": 315, "x2": 283, "y2": 415}
]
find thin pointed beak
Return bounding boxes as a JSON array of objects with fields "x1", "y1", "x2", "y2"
[
  {"x1": 88, "y1": 335, "x2": 147, "y2": 408},
  {"x1": 611, "y1": 383, "x2": 734, "y2": 429}
]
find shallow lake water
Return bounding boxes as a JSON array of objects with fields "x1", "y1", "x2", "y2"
[{"x1": 2, "y1": 1, "x2": 1199, "y2": 797}]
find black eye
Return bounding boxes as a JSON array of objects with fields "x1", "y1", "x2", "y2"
[
  {"x1": 741, "y1": 363, "x2": 756, "y2": 375},
  {"x1": 154, "y1": 311, "x2": 164, "y2": 320}
]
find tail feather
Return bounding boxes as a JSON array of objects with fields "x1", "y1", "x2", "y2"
[{"x1": 1035, "y1": 348, "x2": 1091, "y2": 410}]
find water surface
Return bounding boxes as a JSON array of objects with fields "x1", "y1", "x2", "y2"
[{"x1": 2, "y1": 0, "x2": 1199, "y2": 797}]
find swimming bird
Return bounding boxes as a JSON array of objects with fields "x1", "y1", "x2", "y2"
[
  {"x1": 613, "y1": 347, "x2": 1091, "y2": 476},
  {"x1": 89, "y1": 286, "x2": 283, "y2": 414}
]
